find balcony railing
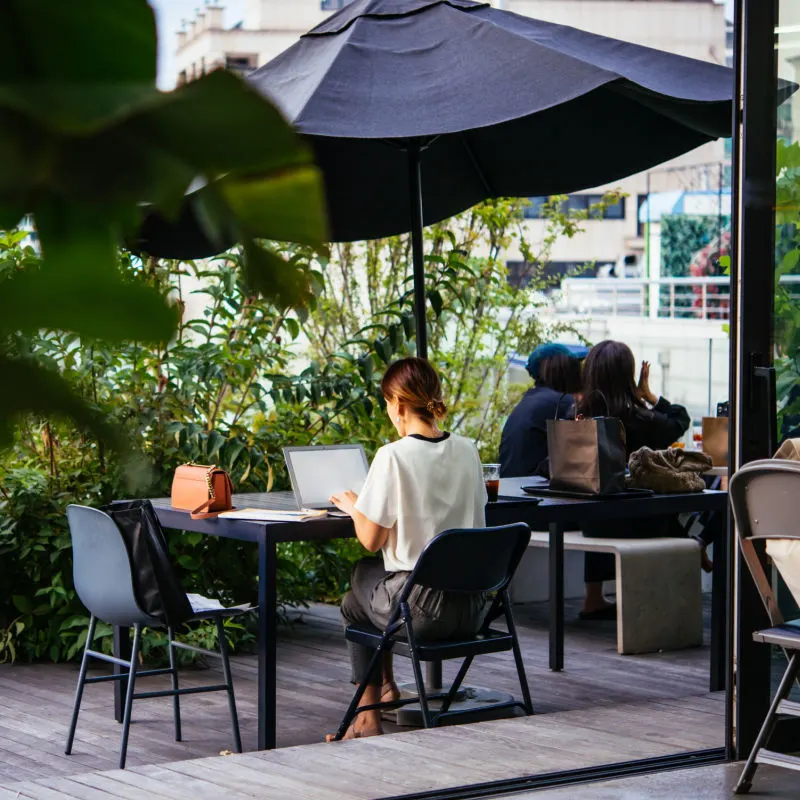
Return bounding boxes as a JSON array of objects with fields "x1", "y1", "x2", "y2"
[{"x1": 554, "y1": 276, "x2": 800, "y2": 320}]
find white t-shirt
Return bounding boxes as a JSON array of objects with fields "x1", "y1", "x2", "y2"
[
  {"x1": 766, "y1": 539, "x2": 800, "y2": 609},
  {"x1": 355, "y1": 433, "x2": 487, "y2": 573}
]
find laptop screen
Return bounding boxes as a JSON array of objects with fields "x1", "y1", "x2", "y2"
[{"x1": 283, "y1": 445, "x2": 370, "y2": 509}]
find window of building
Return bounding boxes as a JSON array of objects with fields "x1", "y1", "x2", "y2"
[
  {"x1": 591, "y1": 194, "x2": 625, "y2": 220},
  {"x1": 523, "y1": 194, "x2": 625, "y2": 220},
  {"x1": 506, "y1": 259, "x2": 606, "y2": 289},
  {"x1": 522, "y1": 196, "x2": 548, "y2": 218},
  {"x1": 637, "y1": 193, "x2": 649, "y2": 237},
  {"x1": 225, "y1": 54, "x2": 258, "y2": 76}
]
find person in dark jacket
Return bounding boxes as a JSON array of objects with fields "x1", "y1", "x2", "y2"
[
  {"x1": 500, "y1": 343, "x2": 585, "y2": 478},
  {"x1": 578, "y1": 340, "x2": 692, "y2": 619}
]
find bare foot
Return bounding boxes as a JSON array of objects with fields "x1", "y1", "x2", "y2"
[
  {"x1": 381, "y1": 681, "x2": 401, "y2": 704},
  {"x1": 325, "y1": 719, "x2": 383, "y2": 742},
  {"x1": 581, "y1": 598, "x2": 615, "y2": 615}
]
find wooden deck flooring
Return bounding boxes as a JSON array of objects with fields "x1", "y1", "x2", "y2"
[
  {"x1": 0, "y1": 694, "x2": 725, "y2": 800},
  {"x1": 0, "y1": 598, "x2": 723, "y2": 794}
]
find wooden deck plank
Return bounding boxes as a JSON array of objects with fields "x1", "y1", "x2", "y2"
[
  {"x1": 2, "y1": 694, "x2": 724, "y2": 800},
  {"x1": 6, "y1": 783, "x2": 74, "y2": 800},
  {"x1": 0, "y1": 597, "x2": 720, "y2": 785},
  {"x1": 71, "y1": 768, "x2": 180, "y2": 800},
  {"x1": 127, "y1": 763, "x2": 245, "y2": 800},
  {"x1": 258, "y1": 744, "x2": 463, "y2": 796},
  {"x1": 9, "y1": 776, "x2": 114, "y2": 800},
  {"x1": 541, "y1": 704, "x2": 722, "y2": 750},
  {"x1": 149, "y1": 755, "x2": 360, "y2": 800},
  {"x1": 156, "y1": 757, "x2": 285, "y2": 799},
  {"x1": 173, "y1": 754, "x2": 375, "y2": 800}
]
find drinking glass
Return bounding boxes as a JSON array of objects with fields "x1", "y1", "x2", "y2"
[{"x1": 482, "y1": 463, "x2": 501, "y2": 502}]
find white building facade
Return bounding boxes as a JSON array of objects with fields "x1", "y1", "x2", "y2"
[
  {"x1": 499, "y1": 0, "x2": 728, "y2": 280},
  {"x1": 173, "y1": 1, "x2": 336, "y2": 85}
]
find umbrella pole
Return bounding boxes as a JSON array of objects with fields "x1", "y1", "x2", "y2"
[
  {"x1": 408, "y1": 140, "x2": 443, "y2": 691},
  {"x1": 407, "y1": 141, "x2": 427, "y2": 360}
]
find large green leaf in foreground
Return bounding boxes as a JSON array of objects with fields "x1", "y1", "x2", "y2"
[{"x1": 0, "y1": 0, "x2": 328, "y2": 448}]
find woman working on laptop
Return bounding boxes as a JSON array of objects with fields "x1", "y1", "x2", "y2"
[{"x1": 328, "y1": 357, "x2": 487, "y2": 740}]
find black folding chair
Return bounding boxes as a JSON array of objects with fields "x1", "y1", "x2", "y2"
[
  {"x1": 333, "y1": 523, "x2": 534, "y2": 740},
  {"x1": 729, "y1": 460, "x2": 800, "y2": 794}
]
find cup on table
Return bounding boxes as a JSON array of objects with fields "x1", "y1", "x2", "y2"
[{"x1": 483, "y1": 463, "x2": 501, "y2": 502}]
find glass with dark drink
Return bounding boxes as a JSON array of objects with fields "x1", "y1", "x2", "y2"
[{"x1": 483, "y1": 463, "x2": 501, "y2": 502}]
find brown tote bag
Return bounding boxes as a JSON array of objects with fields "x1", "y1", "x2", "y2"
[
  {"x1": 171, "y1": 463, "x2": 234, "y2": 519},
  {"x1": 701, "y1": 416, "x2": 729, "y2": 467},
  {"x1": 546, "y1": 407, "x2": 627, "y2": 496}
]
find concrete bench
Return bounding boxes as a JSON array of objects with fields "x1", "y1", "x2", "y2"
[{"x1": 524, "y1": 531, "x2": 703, "y2": 656}]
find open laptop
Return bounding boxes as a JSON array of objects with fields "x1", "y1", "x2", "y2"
[{"x1": 283, "y1": 445, "x2": 370, "y2": 511}]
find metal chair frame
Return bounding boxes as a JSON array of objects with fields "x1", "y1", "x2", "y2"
[
  {"x1": 729, "y1": 460, "x2": 800, "y2": 794},
  {"x1": 64, "y1": 505, "x2": 247, "y2": 769},
  {"x1": 333, "y1": 523, "x2": 534, "y2": 740}
]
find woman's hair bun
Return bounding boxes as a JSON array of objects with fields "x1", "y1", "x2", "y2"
[{"x1": 426, "y1": 399, "x2": 447, "y2": 419}]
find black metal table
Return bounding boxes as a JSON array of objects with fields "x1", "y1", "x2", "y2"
[
  {"x1": 113, "y1": 481, "x2": 728, "y2": 751},
  {"x1": 491, "y1": 477, "x2": 729, "y2": 692}
]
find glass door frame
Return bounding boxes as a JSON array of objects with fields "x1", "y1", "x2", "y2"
[{"x1": 731, "y1": 0, "x2": 800, "y2": 757}]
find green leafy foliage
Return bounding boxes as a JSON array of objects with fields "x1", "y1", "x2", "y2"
[
  {"x1": 661, "y1": 214, "x2": 730, "y2": 278},
  {"x1": 0, "y1": 234, "x2": 375, "y2": 663},
  {"x1": 0, "y1": 190, "x2": 610, "y2": 663},
  {"x1": 774, "y1": 140, "x2": 800, "y2": 438},
  {"x1": 0, "y1": 0, "x2": 326, "y2": 449},
  {"x1": 294, "y1": 195, "x2": 610, "y2": 459}
]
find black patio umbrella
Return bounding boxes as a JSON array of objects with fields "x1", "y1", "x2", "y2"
[{"x1": 143, "y1": 0, "x2": 752, "y2": 357}]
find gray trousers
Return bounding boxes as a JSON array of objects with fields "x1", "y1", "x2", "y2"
[{"x1": 341, "y1": 557, "x2": 487, "y2": 685}]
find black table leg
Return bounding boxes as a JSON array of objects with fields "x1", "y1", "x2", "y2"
[
  {"x1": 257, "y1": 535, "x2": 278, "y2": 750},
  {"x1": 549, "y1": 522, "x2": 564, "y2": 671},
  {"x1": 426, "y1": 661, "x2": 443, "y2": 690},
  {"x1": 113, "y1": 625, "x2": 131, "y2": 722},
  {"x1": 709, "y1": 509, "x2": 728, "y2": 692}
]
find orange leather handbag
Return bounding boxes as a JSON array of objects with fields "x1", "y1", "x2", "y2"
[{"x1": 171, "y1": 463, "x2": 234, "y2": 519}]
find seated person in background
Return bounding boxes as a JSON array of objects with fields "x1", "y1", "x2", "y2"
[
  {"x1": 578, "y1": 340, "x2": 692, "y2": 619},
  {"x1": 499, "y1": 343, "x2": 585, "y2": 478},
  {"x1": 328, "y1": 357, "x2": 487, "y2": 740}
]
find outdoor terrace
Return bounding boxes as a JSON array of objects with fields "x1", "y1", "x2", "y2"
[{"x1": 0, "y1": 597, "x2": 723, "y2": 798}]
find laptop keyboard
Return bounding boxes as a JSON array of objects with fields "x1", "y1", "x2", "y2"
[{"x1": 230, "y1": 491, "x2": 300, "y2": 510}]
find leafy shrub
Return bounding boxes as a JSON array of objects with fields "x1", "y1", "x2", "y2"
[
  {"x1": 0, "y1": 239, "x2": 375, "y2": 663},
  {"x1": 0, "y1": 192, "x2": 607, "y2": 663},
  {"x1": 661, "y1": 214, "x2": 730, "y2": 279}
]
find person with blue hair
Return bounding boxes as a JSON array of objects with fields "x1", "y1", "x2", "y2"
[{"x1": 499, "y1": 343, "x2": 587, "y2": 478}]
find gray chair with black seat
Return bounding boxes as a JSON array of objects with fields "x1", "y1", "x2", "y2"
[
  {"x1": 332, "y1": 523, "x2": 534, "y2": 740},
  {"x1": 729, "y1": 460, "x2": 800, "y2": 794},
  {"x1": 64, "y1": 504, "x2": 252, "y2": 769}
]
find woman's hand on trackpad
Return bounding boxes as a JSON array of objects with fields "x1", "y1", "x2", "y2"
[{"x1": 329, "y1": 490, "x2": 358, "y2": 517}]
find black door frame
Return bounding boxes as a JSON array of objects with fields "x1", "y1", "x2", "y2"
[{"x1": 731, "y1": 0, "x2": 789, "y2": 758}]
